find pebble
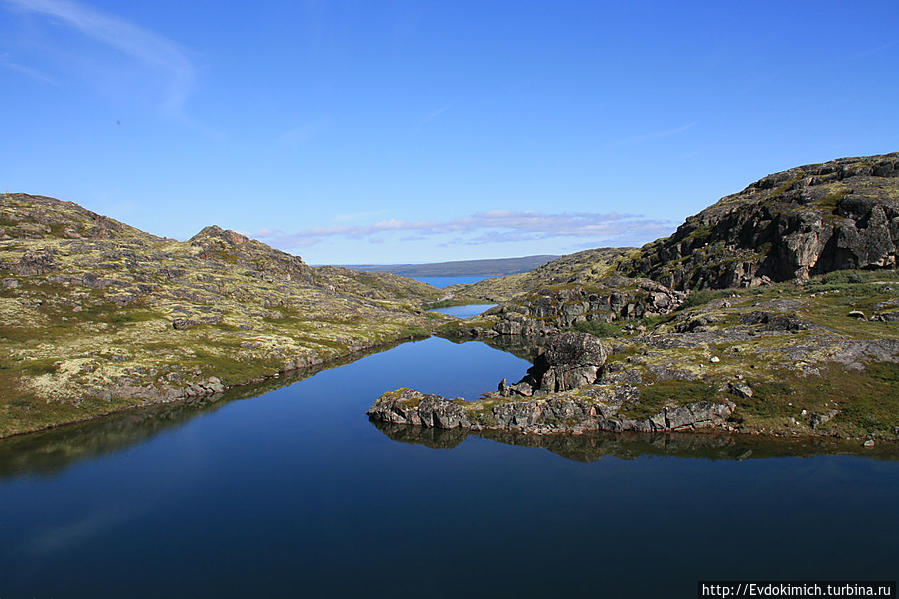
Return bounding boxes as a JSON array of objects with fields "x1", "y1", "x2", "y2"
[{"x1": 710, "y1": 356, "x2": 720, "y2": 363}]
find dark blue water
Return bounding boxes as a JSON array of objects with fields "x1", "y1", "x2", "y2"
[
  {"x1": 1, "y1": 337, "x2": 897, "y2": 598},
  {"x1": 429, "y1": 303, "x2": 496, "y2": 318},
  {"x1": 416, "y1": 275, "x2": 490, "y2": 287}
]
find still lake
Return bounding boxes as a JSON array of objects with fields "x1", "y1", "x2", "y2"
[
  {"x1": 1, "y1": 336, "x2": 897, "y2": 598},
  {"x1": 416, "y1": 275, "x2": 490, "y2": 287},
  {"x1": 429, "y1": 303, "x2": 496, "y2": 319}
]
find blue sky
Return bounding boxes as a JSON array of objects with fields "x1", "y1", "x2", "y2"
[{"x1": 1, "y1": 0, "x2": 897, "y2": 264}]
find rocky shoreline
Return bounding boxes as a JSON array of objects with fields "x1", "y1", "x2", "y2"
[
  {"x1": 1, "y1": 332, "x2": 427, "y2": 440},
  {"x1": 368, "y1": 387, "x2": 736, "y2": 435},
  {"x1": 371, "y1": 326, "x2": 899, "y2": 443}
]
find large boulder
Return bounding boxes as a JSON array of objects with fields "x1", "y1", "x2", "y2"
[{"x1": 526, "y1": 332, "x2": 607, "y2": 392}]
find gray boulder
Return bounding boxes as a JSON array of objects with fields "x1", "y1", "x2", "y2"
[{"x1": 527, "y1": 332, "x2": 607, "y2": 392}]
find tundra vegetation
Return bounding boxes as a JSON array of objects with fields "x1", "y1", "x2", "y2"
[
  {"x1": 378, "y1": 153, "x2": 899, "y2": 442},
  {"x1": 4, "y1": 152, "x2": 899, "y2": 442},
  {"x1": 0, "y1": 193, "x2": 450, "y2": 437}
]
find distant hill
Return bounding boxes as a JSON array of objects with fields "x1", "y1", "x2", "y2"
[{"x1": 343, "y1": 255, "x2": 561, "y2": 278}]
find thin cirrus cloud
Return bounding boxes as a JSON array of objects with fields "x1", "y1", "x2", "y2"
[
  {"x1": 2, "y1": 0, "x2": 195, "y2": 111},
  {"x1": 0, "y1": 52, "x2": 58, "y2": 85},
  {"x1": 255, "y1": 210, "x2": 674, "y2": 251},
  {"x1": 614, "y1": 121, "x2": 698, "y2": 146}
]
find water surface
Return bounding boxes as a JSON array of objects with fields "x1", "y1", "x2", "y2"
[
  {"x1": 416, "y1": 275, "x2": 490, "y2": 287},
  {"x1": 429, "y1": 303, "x2": 496, "y2": 318},
  {"x1": 1, "y1": 337, "x2": 897, "y2": 598}
]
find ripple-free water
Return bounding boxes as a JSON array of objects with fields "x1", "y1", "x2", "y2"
[{"x1": 1, "y1": 337, "x2": 897, "y2": 598}]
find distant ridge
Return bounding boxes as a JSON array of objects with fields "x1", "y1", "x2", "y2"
[{"x1": 342, "y1": 255, "x2": 561, "y2": 278}]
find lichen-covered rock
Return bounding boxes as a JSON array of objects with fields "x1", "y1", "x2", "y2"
[
  {"x1": 618, "y1": 153, "x2": 899, "y2": 289},
  {"x1": 11, "y1": 249, "x2": 59, "y2": 275},
  {"x1": 490, "y1": 278, "x2": 683, "y2": 335},
  {"x1": 527, "y1": 332, "x2": 608, "y2": 392},
  {"x1": 367, "y1": 386, "x2": 735, "y2": 435}
]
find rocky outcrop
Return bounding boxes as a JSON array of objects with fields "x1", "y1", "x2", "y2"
[
  {"x1": 525, "y1": 332, "x2": 607, "y2": 392},
  {"x1": 619, "y1": 153, "x2": 899, "y2": 289},
  {"x1": 494, "y1": 333, "x2": 607, "y2": 397},
  {"x1": 367, "y1": 388, "x2": 735, "y2": 435},
  {"x1": 10, "y1": 249, "x2": 59, "y2": 275},
  {"x1": 188, "y1": 224, "x2": 315, "y2": 284},
  {"x1": 491, "y1": 278, "x2": 684, "y2": 336}
]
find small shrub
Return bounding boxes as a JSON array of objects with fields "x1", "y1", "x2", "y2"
[
  {"x1": 680, "y1": 288, "x2": 728, "y2": 310},
  {"x1": 572, "y1": 320, "x2": 620, "y2": 337}
]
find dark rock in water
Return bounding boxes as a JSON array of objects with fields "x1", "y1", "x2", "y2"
[{"x1": 526, "y1": 332, "x2": 608, "y2": 392}]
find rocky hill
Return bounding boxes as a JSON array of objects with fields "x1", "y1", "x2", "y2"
[
  {"x1": 445, "y1": 153, "x2": 899, "y2": 337},
  {"x1": 620, "y1": 152, "x2": 899, "y2": 289},
  {"x1": 0, "y1": 193, "x2": 446, "y2": 437},
  {"x1": 420, "y1": 153, "x2": 899, "y2": 442}
]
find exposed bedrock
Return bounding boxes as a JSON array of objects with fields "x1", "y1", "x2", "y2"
[
  {"x1": 494, "y1": 332, "x2": 607, "y2": 398},
  {"x1": 526, "y1": 332, "x2": 608, "y2": 392},
  {"x1": 491, "y1": 278, "x2": 684, "y2": 337},
  {"x1": 367, "y1": 388, "x2": 735, "y2": 435},
  {"x1": 619, "y1": 153, "x2": 899, "y2": 290}
]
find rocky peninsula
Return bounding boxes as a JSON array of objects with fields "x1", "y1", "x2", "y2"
[{"x1": 372, "y1": 153, "x2": 899, "y2": 443}]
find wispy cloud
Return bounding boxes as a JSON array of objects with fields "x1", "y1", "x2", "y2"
[
  {"x1": 333, "y1": 209, "x2": 388, "y2": 223},
  {"x1": 255, "y1": 209, "x2": 674, "y2": 251},
  {"x1": 3, "y1": 0, "x2": 195, "y2": 111},
  {"x1": 279, "y1": 118, "x2": 329, "y2": 147},
  {"x1": 422, "y1": 104, "x2": 450, "y2": 124},
  {"x1": 614, "y1": 121, "x2": 697, "y2": 146},
  {"x1": 0, "y1": 52, "x2": 58, "y2": 84}
]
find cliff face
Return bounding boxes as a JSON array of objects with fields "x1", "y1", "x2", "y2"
[{"x1": 620, "y1": 153, "x2": 899, "y2": 290}]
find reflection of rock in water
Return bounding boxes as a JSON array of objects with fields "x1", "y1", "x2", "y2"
[
  {"x1": 0, "y1": 344, "x2": 404, "y2": 480},
  {"x1": 369, "y1": 419, "x2": 899, "y2": 463},
  {"x1": 440, "y1": 333, "x2": 546, "y2": 363},
  {"x1": 374, "y1": 421, "x2": 468, "y2": 450}
]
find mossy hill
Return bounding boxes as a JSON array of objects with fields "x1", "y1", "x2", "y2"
[
  {"x1": 434, "y1": 153, "x2": 899, "y2": 442},
  {"x1": 0, "y1": 193, "x2": 448, "y2": 437}
]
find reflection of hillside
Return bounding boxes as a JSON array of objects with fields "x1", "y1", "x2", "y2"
[
  {"x1": 0, "y1": 343, "x2": 406, "y2": 479},
  {"x1": 370, "y1": 420, "x2": 899, "y2": 462},
  {"x1": 440, "y1": 334, "x2": 544, "y2": 362}
]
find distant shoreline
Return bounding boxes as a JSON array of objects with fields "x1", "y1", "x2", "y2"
[{"x1": 335, "y1": 254, "x2": 560, "y2": 278}]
